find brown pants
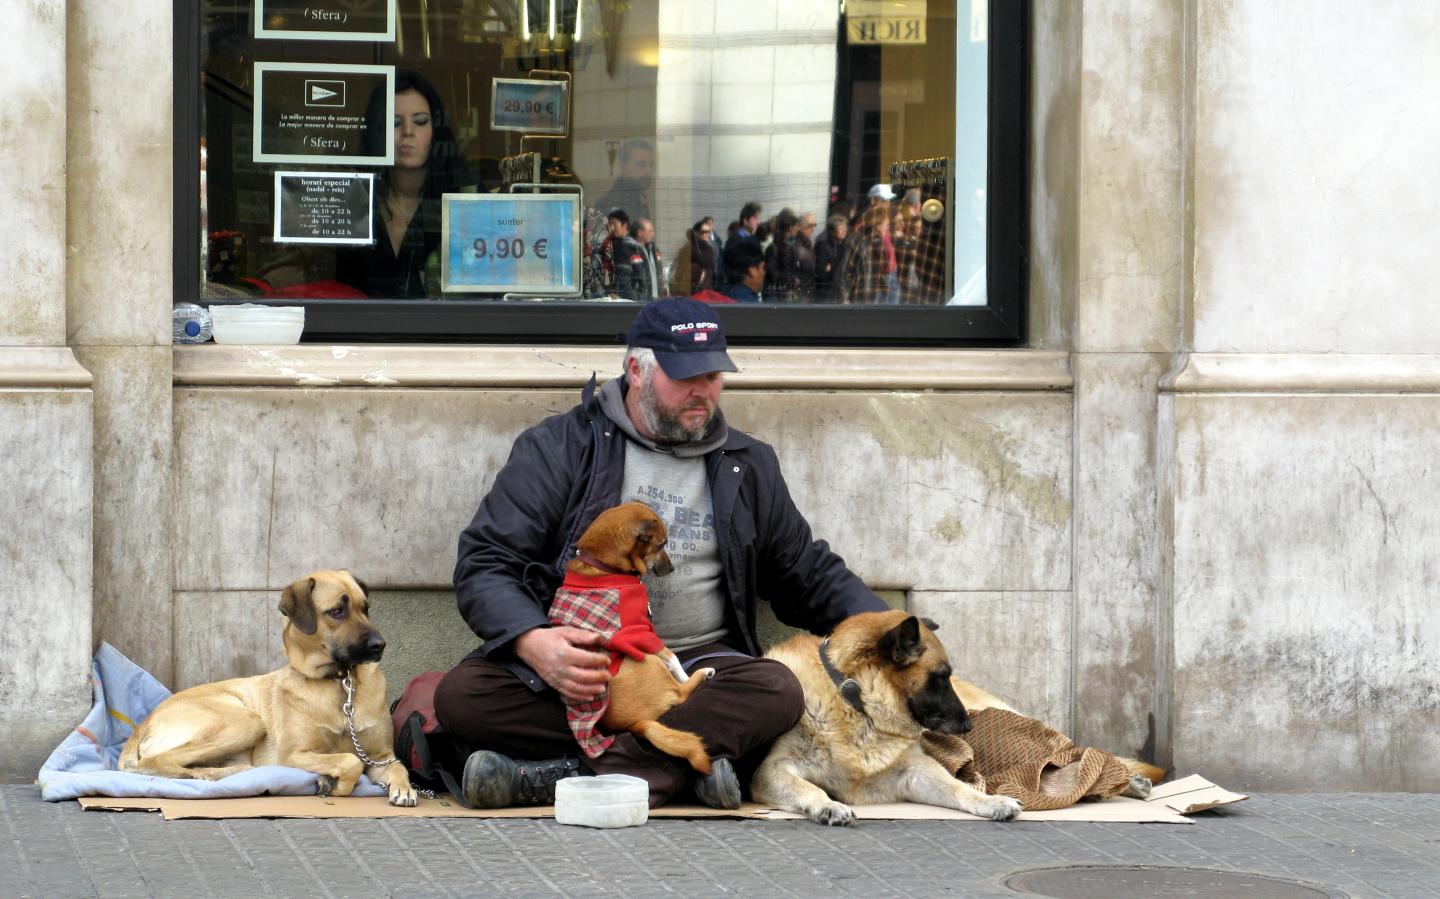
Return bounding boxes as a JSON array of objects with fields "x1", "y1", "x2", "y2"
[{"x1": 433, "y1": 643, "x2": 804, "y2": 807}]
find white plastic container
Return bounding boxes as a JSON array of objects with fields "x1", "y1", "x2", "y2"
[
  {"x1": 554, "y1": 774, "x2": 649, "y2": 828},
  {"x1": 209, "y1": 304, "x2": 305, "y2": 345}
]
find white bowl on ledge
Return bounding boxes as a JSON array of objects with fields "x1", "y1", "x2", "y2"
[{"x1": 208, "y1": 304, "x2": 305, "y2": 345}]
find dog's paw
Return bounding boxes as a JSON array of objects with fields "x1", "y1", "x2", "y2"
[
  {"x1": 812, "y1": 802, "x2": 856, "y2": 827},
  {"x1": 315, "y1": 775, "x2": 337, "y2": 798},
  {"x1": 389, "y1": 784, "x2": 419, "y2": 807},
  {"x1": 978, "y1": 795, "x2": 1023, "y2": 821},
  {"x1": 699, "y1": 667, "x2": 717, "y2": 680},
  {"x1": 1123, "y1": 774, "x2": 1153, "y2": 799}
]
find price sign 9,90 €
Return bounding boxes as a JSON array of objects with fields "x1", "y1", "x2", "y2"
[{"x1": 441, "y1": 193, "x2": 581, "y2": 295}]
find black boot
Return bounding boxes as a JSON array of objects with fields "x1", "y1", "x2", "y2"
[
  {"x1": 461, "y1": 750, "x2": 583, "y2": 808},
  {"x1": 693, "y1": 757, "x2": 741, "y2": 809}
]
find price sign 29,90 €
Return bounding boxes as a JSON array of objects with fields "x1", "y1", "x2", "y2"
[
  {"x1": 490, "y1": 78, "x2": 568, "y2": 135},
  {"x1": 441, "y1": 193, "x2": 581, "y2": 295}
]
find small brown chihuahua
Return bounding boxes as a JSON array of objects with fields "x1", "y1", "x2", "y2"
[{"x1": 548, "y1": 501, "x2": 715, "y2": 773}]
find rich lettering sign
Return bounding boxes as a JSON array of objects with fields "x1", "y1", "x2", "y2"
[
  {"x1": 273, "y1": 172, "x2": 374, "y2": 244},
  {"x1": 441, "y1": 193, "x2": 581, "y2": 295},
  {"x1": 847, "y1": 0, "x2": 928, "y2": 45},
  {"x1": 253, "y1": 63, "x2": 394, "y2": 165},
  {"x1": 255, "y1": 0, "x2": 397, "y2": 41}
]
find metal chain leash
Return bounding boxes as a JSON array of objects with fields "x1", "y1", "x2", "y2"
[{"x1": 340, "y1": 673, "x2": 437, "y2": 800}]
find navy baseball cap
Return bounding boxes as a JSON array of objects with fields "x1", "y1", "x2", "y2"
[{"x1": 625, "y1": 297, "x2": 739, "y2": 380}]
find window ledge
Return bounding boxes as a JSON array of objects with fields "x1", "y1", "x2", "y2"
[
  {"x1": 174, "y1": 345, "x2": 1072, "y2": 391},
  {"x1": 1163, "y1": 353, "x2": 1440, "y2": 393},
  {"x1": 0, "y1": 347, "x2": 93, "y2": 388}
]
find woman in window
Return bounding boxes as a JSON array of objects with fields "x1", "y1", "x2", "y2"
[
  {"x1": 764, "y1": 208, "x2": 802, "y2": 302},
  {"x1": 839, "y1": 202, "x2": 894, "y2": 305},
  {"x1": 337, "y1": 71, "x2": 470, "y2": 298},
  {"x1": 670, "y1": 217, "x2": 718, "y2": 295}
]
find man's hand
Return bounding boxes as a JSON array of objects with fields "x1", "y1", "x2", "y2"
[{"x1": 515, "y1": 626, "x2": 611, "y2": 704}]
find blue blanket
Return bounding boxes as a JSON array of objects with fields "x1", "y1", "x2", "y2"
[{"x1": 40, "y1": 642, "x2": 386, "y2": 802}]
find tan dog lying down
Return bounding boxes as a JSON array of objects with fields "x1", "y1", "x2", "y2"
[
  {"x1": 753, "y1": 611, "x2": 1023, "y2": 826},
  {"x1": 119, "y1": 571, "x2": 416, "y2": 806},
  {"x1": 754, "y1": 611, "x2": 1165, "y2": 826}
]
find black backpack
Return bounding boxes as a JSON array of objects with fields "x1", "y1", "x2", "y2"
[{"x1": 389, "y1": 671, "x2": 473, "y2": 807}]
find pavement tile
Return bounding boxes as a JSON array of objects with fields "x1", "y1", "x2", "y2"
[{"x1": 6, "y1": 787, "x2": 1440, "y2": 897}]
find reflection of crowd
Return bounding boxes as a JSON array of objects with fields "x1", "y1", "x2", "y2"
[{"x1": 592, "y1": 180, "x2": 947, "y2": 305}]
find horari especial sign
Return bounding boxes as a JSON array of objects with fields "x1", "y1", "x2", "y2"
[
  {"x1": 272, "y1": 172, "x2": 374, "y2": 245},
  {"x1": 254, "y1": 0, "x2": 397, "y2": 42},
  {"x1": 253, "y1": 63, "x2": 394, "y2": 165}
]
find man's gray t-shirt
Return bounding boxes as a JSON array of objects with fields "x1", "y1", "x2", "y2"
[{"x1": 620, "y1": 441, "x2": 730, "y2": 651}]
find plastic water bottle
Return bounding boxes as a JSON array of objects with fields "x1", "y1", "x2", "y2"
[{"x1": 172, "y1": 303, "x2": 212, "y2": 344}]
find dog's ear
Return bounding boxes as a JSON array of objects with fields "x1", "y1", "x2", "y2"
[
  {"x1": 919, "y1": 617, "x2": 940, "y2": 632},
  {"x1": 629, "y1": 518, "x2": 665, "y2": 570},
  {"x1": 634, "y1": 518, "x2": 664, "y2": 546},
  {"x1": 878, "y1": 615, "x2": 926, "y2": 667},
  {"x1": 279, "y1": 577, "x2": 318, "y2": 635}
]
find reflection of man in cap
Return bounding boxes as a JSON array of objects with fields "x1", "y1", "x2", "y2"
[
  {"x1": 435, "y1": 297, "x2": 887, "y2": 810},
  {"x1": 596, "y1": 137, "x2": 654, "y2": 223}
]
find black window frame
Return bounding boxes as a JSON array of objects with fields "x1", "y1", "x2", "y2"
[{"x1": 175, "y1": 1, "x2": 1029, "y2": 347}]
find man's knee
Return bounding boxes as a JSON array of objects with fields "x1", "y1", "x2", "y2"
[{"x1": 750, "y1": 658, "x2": 805, "y2": 732}]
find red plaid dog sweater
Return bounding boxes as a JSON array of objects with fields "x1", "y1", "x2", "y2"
[{"x1": 547, "y1": 571, "x2": 667, "y2": 758}]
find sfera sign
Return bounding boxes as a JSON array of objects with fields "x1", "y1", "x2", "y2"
[
  {"x1": 255, "y1": 0, "x2": 398, "y2": 41},
  {"x1": 253, "y1": 63, "x2": 394, "y2": 166}
]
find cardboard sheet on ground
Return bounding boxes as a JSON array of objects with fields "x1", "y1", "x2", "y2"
[{"x1": 79, "y1": 774, "x2": 1243, "y2": 823}]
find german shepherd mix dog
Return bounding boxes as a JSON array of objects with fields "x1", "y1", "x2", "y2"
[
  {"x1": 753, "y1": 610, "x2": 1022, "y2": 826},
  {"x1": 549, "y1": 502, "x2": 716, "y2": 773},
  {"x1": 120, "y1": 571, "x2": 417, "y2": 806}
]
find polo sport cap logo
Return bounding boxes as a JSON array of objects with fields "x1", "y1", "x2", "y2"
[{"x1": 670, "y1": 321, "x2": 719, "y2": 343}]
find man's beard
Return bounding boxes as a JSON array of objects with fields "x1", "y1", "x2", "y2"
[{"x1": 638, "y1": 372, "x2": 713, "y2": 443}]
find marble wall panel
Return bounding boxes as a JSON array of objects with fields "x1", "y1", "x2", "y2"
[
  {"x1": 64, "y1": 0, "x2": 171, "y2": 346},
  {"x1": 1028, "y1": 0, "x2": 1079, "y2": 351},
  {"x1": 910, "y1": 592, "x2": 1073, "y2": 733},
  {"x1": 0, "y1": 1, "x2": 66, "y2": 346},
  {"x1": 1075, "y1": 0, "x2": 1184, "y2": 353},
  {"x1": 78, "y1": 346, "x2": 174, "y2": 684},
  {"x1": 172, "y1": 387, "x2": 561, "y2": 590},
  {"x1": 1071, "y1": 353, "x2": 1167, "y2": 762},
  {"x1": 172, "y1": 591, "x2": 287, "y2": 690},
  {"x1": 1193, "y1": 2, "x2": 1440, "y2": 353},
  {"x1": 173, "y1": 388, "x2": 1071, "y2": 598},
  {"x1": 1170, "y1": 394, "x2": 1440, "y2": 790},
  {"x1": 0, "y1": 389, "x2": 93, "y2": 780},
  {"x1": 725, "y1": 392, "x2": 1072, "y2": 593}
]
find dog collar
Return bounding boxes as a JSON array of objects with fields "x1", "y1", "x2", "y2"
[
  {"x1": 819, "y1": 639, "x2": 867, "y2": 716},
  {"x1": 573, "y1": 549, "x2": 638, "y2": 576}
]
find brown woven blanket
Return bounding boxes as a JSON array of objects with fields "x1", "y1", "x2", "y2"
[{"x1": 922, "y1": 708, "x2": 1133, "y2": 811}]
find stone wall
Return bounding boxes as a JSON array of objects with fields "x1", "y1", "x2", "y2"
[
  {"x1": 0, "y1": 2, "x2": 94, "y2": 782},
  {"x1": 6, "y1": 0, "x2": 1440, "y2": 790}
]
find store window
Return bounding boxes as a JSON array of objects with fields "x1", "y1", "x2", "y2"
[{"x1": 177, "y1": 1, "x2": 1027, "y2": 344}]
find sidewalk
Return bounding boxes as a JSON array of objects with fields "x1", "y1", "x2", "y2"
[{"x1": 3, "y1": 786, "x2": 1438, "y2": 898}]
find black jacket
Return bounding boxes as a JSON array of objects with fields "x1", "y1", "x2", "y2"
[{"x1": 453, "y1": 377, "x2": 886, "y2": 687}]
